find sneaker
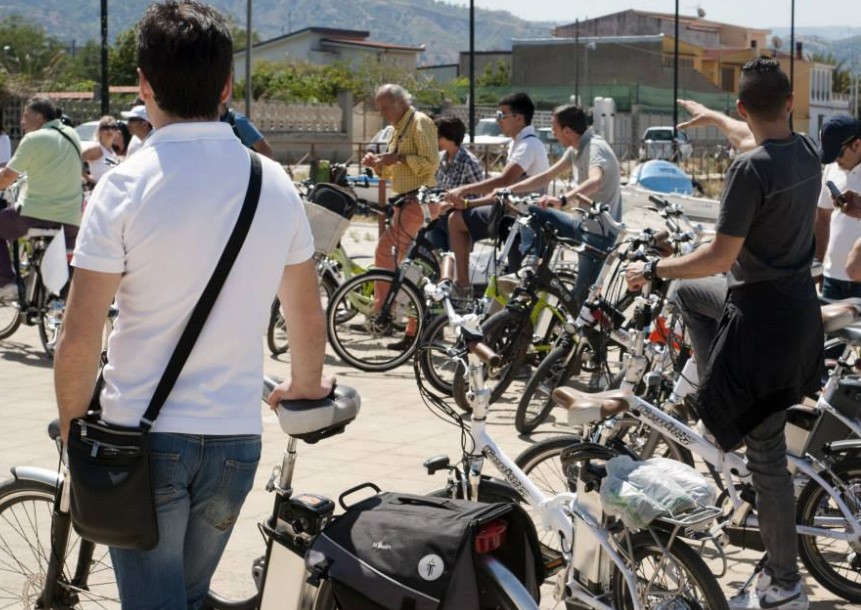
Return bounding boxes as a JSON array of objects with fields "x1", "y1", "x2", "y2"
[
  {"x1": 0, "y1": 283, "x2": 16, "y2": 304},
  {"x1": 759, "y1": 580, "x2": 808, "y2": 610}
]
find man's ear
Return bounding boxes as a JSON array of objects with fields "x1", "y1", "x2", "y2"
[
  {"x1": 735, "y1": 99, "x2": 749, "y2": 122},
  {"x1": 786, "y1": 92, "x2": 795, "y2": 115},
  {"x1": 220, "y1": 76, "x2": 233, "y2": 104},
  {"x1": 138, "y1": 68, "x2": 153, "y2": 102}
]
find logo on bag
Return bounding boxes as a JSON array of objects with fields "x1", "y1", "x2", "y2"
[
  {"x1": 418, "y1": 554, "x2": 444, "y2": 581},
  {"x1": 372, "y1": 540, "x2": 392, "y2": 550}
]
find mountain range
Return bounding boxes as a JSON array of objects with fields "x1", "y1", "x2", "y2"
[
  {"x1": 1, "y1": 0, "x2": 554, "y2": 66},
  {"x1": 3, "y1": 1, "x2": 859, "y2": 70}
]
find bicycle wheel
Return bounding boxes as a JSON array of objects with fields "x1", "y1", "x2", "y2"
[
  {"x1": 0, "y1": 477, "x2": 119, "y2": 608},
  {"x1": 611, "y1": 529, "x2": 728, "y2": 610},
  {"x1": 515, "y1": 341, "x2": 579, "y2": 434},
  {"x1": 451, "y1": 308, "x2": 532, "y2": 412},
  {"x1": 514, "y1": 435, "x2": 581, "y2": 556},
  {"x1": 416, "y1": 313, "x2": 460, "y2": 395},
  {"x1": 268, "y1": 275, "x2": 340, "y2": 357},
  {"x1": 607, "y1": 410, "x2": 695, "y2": 467},
  {"x1": 564, "y1": 331, "x2": 626, "y2": 392},
  {"x1": 327, "y1": 270, "x2": 424, "y2": 372},
  {"x1": 37, "y1": 286, "x2": 63, "y2": 359},
  {"x1": 796, "y1": 458, "x2": 861, "y2": 602},
  {"x1": 266, "y1": 299, "x2": 289, "y2": 356},
  {"x1": 0, "y1": 300, "x2": 21, "y2": 340}
]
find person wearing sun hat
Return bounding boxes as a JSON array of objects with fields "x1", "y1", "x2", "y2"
[{"x1": 121, "y1": 104, "x2": 153, "y2": 157}]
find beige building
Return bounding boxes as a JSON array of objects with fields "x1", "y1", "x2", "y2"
[{"x1": 233, "y1": 27, "x2": 424, "y2": 76}]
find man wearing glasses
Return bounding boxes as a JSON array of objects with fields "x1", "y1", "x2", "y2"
[
  {"x1": 815, "y1": 115, "x2": 861, "y2": 299},
  {"x1": 444, "y1": 92, "x2": 549, "y2": 297}
]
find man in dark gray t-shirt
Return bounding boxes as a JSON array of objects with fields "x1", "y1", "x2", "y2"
[{"x1": 626, "y1": 57, "x2": 820, "y2": 610}]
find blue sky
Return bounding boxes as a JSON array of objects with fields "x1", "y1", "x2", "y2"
[{"x1": 453, "y1": 1, "x2": 859, "y2": 30}]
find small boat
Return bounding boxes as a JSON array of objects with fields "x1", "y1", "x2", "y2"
[{"x1": 623, "y1": 160, "x2": 720, "y2": 221}]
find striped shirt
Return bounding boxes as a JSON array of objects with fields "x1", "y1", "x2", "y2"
[
  {"x1": 379, "y1": 108, "x2": 438, "y2": 194},
  {"x1": 436, "y1": 147, "x2": 484, "y2": 189}
]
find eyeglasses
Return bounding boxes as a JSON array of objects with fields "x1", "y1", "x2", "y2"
[
  {"x1": 495, "y1": 110, "x2": 519, "y2": 121},
  {"x1": 99, "y1": 125, "x2": 118, "y2": 131}
]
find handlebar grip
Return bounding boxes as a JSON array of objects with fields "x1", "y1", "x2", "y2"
[
  {"x1": 648, "y1": 195, "x2": 670, "y2": 207},
  {"x1": 653, "y1": 230, "x2": 670, "y2": 243},
  {"x1": 469, "y1": 342, "x2": 502, "y2": 368},
  {"x1": 439, "y1": 253, "x2": 456, "y2": 283}
]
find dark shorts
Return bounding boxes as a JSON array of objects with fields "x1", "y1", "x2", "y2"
[{"x1": 462, "y1": 206, "x2": 497, "y2": 242}]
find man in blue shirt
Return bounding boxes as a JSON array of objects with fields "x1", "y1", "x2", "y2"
[{"x1": 218, "y1": 102, "x2": 273, "y2": 158}]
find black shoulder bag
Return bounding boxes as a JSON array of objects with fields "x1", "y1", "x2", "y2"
[{"x1": 66, "y1": 152, "x2": 263, "y2": 550}]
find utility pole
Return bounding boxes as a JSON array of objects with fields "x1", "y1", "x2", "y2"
[
  {"x1": 245, "y1": 0, "x2": 253, "y2": 119},
  {"x1": 672, "y1": 0, "x2": 680, "y2": 160},
  {"x1": 100, "y1": 0, "x2": 109, "y2": 116},
  {"x1": 468, "y1": 0, "x2": 475, "y2": 142}
]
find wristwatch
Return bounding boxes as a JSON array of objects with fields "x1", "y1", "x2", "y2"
[
  {"x1": 642, "y1": 258, "x2": 659, "y2": 281},
  {"x1": 559, "y1": 194, "x2": 568, "y2": 208}
]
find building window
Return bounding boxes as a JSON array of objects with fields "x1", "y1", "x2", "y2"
[{"x1": 721, "y1": 67, "x2": 735, "y2": 92}]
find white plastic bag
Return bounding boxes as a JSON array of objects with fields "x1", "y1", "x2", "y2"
[{"x1": 599, "y1": 456, "x2": 716, "y2": 528}]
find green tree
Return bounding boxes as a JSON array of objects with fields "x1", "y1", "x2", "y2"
[
  {"x1": 108, "y1": 26, "x2": 139, "y2": 86},
  {"x1": 475, "y1": 60, "x2": 510, "y2": 87},
  {"x1": 0, "y1": 15, "x2": 68, "y2": 91}
]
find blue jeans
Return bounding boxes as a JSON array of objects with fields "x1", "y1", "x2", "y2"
[
  {"x1": 519, "y1": 206, "x2": 616, "y2": 307},
  {"x1": 110, "y1": 433, "x2": 261, "y2": 610},
  {"x1": 822, "y1": 276, "x2": 861, "y2": 300}
]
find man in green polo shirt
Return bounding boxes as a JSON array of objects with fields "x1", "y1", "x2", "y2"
[{"x1": 0, "y1": 96, "x2": 83, "y2": 301}]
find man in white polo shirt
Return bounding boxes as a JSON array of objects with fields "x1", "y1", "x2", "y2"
[
  {"x1": 53, "y1": 2, "x2": 331, "y2": 606},
  {"x1": 120, "y1": 104, "x2": 153, "y2": 158}
]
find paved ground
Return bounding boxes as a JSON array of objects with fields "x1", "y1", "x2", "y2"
[{"x1": 0, "y1": 211, "x2": 853, "y2": 608}]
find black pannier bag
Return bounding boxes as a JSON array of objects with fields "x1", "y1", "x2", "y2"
[
  {"x1": 307, "y1": 183, "x2": 359, "y2": 219},
  {"x1": 305, "y1": 491, "x2": 543, "y2": 609}
]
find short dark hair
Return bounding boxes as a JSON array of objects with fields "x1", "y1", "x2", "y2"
[
  {"x1": 553, "y1": 104, "x2": 588, "y2": 135},
  {"x1": 435, "y1": 116, "x2": 467, "y2": 146},
  {"x1": 498, "y1": 92, "x2": 535, "y2": 124},
  {"x1": 137, "y1": 0, "x2": 233, "y2": 119},
  {"x1": 738, "y1": 56, "x2": 792, "y2": 122},
  {"x1": 26, "y1": 97, "x2": 58, "y2": 122}
]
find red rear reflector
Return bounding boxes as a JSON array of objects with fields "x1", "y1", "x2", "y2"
[{"x1": 474, "y1": 518, "x2": 508, "y2": 554}]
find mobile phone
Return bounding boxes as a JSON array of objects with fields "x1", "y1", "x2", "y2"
[{"x1": 827, "y1": 180, "x2": 848, "y2": 210}]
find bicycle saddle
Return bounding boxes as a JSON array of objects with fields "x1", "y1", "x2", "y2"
[
  {"x1": 264, "y1": 377, "x2": 361, "y2": 444},
  {"x1": 552, "y1": 386, "x2": 632, "y2": 426}
]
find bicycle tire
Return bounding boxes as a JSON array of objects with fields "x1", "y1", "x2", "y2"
[
  {"x1": 36, "y1": 283, "x2": 63, "y2": 359},
  {"x1": 611, "y1": 529, "x2": 728, "y2": 610},
  {"x1": 0, "y1": 299, "x2": 21, "y2": 340},
  {"x1": 796, "y1": 458, "x2": 861, "y2": 602},
  {"x1": 268, "y1": 275, "x2": 339, "y2": 357},
  {"x1": 515, "y1": 342, "x2": 579, "y2": 434},
  {"x1": 0, "y1": 477, "x2": 119, "y2": 608},
  {"x1": 514, "y1": 435, "x2": 582, "y2": 556},
  {"x1": 451, "y1": 307, "x2": 532, "y2": 412},
  {"x1": 416, "y1": 313, "x2": 460, "y2": 395},
  {"x1": 326, "y1": 270, "x2": 424, "y2": 372}
]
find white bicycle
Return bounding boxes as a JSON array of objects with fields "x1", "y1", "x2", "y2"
[{"x1": 418, "y1": 256, "x2": 729, "y2": 610}]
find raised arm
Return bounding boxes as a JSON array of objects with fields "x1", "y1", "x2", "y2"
[{"x1": 677, "y1": 99, "x2": 756, "y2": 153}]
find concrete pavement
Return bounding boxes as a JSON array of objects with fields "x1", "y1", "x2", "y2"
[{"x1": 0, "y1": 215, "x2": 852, "y2": 608}]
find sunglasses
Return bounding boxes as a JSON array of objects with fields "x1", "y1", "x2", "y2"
[
  {"x1": 99, "y1": 125, "x2": 118, "y2": 131},
  {"x1": 495, "y1": 110, "x2": 520, "y2": 120}
]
